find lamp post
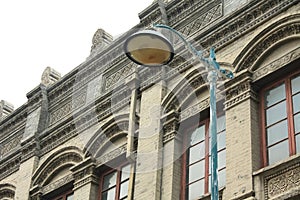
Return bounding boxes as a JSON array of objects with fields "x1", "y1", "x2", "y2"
[{"x1": 124, "y1": 24, "x2": 233, "y2": 200}]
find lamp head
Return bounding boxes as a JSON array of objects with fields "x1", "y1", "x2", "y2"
[{"x1": 124, "y1": 30, "x2": 174, "y2": 67}]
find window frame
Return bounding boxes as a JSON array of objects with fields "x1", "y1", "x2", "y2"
[
  {"x1": 181, "y1": 114, "x2": 226, "y2": 200},
  {"x1": 260, "y1": 69, "x2": 300, "y2": 167},
  {"x1": 50, "y1": 190, "x2": 73, "y2": 200},
  {"x1": 98, "y1": 162, "x2": 130, "y2": 200}
]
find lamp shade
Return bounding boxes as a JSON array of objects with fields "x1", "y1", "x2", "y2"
[{"x1": 124, "y1": 30, "x2": 174, "y2": 67}]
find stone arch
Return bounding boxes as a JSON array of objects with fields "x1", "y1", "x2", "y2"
[
  {"x1": 84, "y1": 113, "x2": 129, "y2": 158},
  {"x1": 234, "y1": 14, "x2": 300, "y2": 73},
  {"x1": 162, "y1": 67, "x2": 208, "y2": 114},
  {"x1": 0, "y1": 183, "x2": 15, "y2": 200},
  {"x1": 32, "y1": 146, "x2": 84, "y2": 186}
]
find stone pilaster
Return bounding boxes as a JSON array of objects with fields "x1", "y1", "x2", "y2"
[
  {"x1": 223, "y1": 72, "x2": 260, "y2": 200},
  {"x1": 71, "y1": 158, "x2": 98, "y2": 200},
  {"x1": 133, "y1": 81, "x2": 165, "y2": 200}
]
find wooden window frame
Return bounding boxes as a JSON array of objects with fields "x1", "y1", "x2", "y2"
[
  {"x1": 50, "y1": 190, "x2": 73, "y2": 200},
  {"x1": 260, "y1": 69, "x2": 300, "y2": 167},
  {"x1": 98, "y1": 163, "x2": 130, "y2": 200},
  {"x1": 181, "y1": 114, "x2": 226, "y2": 200}
]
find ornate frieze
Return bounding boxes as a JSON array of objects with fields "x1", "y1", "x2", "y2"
[
  {"x1": 178, "y1": 3, "x2": 223, "y2": 37},
  {"x1": 104, "y1": 63, "x2": 135, "y2": 91},
  {"x1": 180, "y1": 98, "x2": 210, "y2": 122},
  {"x1": 42, "y1": 174, "x2": 74, "y2": 194},
  {"x1": 49, "y1": 91, "x2": 86, "y2": 126},
  {"x1": 96, "y1": 144, "x2": 127, "y2": 166},
  {"x1": 252, "y1": 47, "x2": 300, "y2": 81},
  {"x1": 0, "y1": 133, "x2": 22, "y2": 157},
  {"x1": 0, "y1": 154, "x2": 21, "y2": 180},
  {"x1": 86, "y1": 122, "x2": 128, "y2": 158},
  {"x1": 264, "y1": 163, "x2": 300, "y2": 199},
  {"x1": 237, "y1": 21, "x2": 300, "y2": 72},
  {"x1": 168, "y1": 0, "x2": 212, "y2": 25},
  {"x1": 162, "y1": 111, "x2": 179, "y2": 143},
  {"x1": 40, "y1": 123, "x2": 76, "y2": 155},
  {"x1": 34, "y1": 152, "x2": 82, "y2": 186},
  {"x1": 225, "y1": 73, "x2": 258, "y2": 109},
  {"x1": 200, "y1": 0, "x2": 298, "y2": 51}
]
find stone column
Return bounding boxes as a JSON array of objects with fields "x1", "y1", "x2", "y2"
[
  {"x1": 223, "y1": 72, "x2": 260, "y2": 200},
  {"x1": 133, "y1": 81, "x2": 165, "y2": 200}
]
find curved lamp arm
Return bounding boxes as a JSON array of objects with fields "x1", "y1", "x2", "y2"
[{"x1": 153, "y1": 24, "x2": 234, "y2": 79}]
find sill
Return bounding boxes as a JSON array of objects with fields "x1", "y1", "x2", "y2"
[{"x1": 193, "y1": 187, "x2": 225, "y2": 200}]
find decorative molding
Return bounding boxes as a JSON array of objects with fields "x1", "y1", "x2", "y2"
[
  {"x1": 32, "y1": 148, "x2": 83, "y2": 186},
  {"x1": 178, "y1": 3, "x2": 223, "y2": 37},
  {"x1": 236, "y1": 20, "x2": 300, "y2": 72},
  {"x1": 42, "y1": 174, "x2": 74, "y2": 194},
  {"x1": 96, "y1": 144, "x2": 127, "y2": 166},
  {"x1": 180, "y1": 98, "x2": 210, "y2": 122},
  {"x1": 0, "y1": 183, "x2": 15, "y2": 200},
  {"x1": 252, "y1": 47, "x2": 300, "y2": 81},
  {"x1": 162, "y1": 110, "x2": 179, "y2": 143},
  {"x1": 49, "y1": 91, "x2": 86, "y2": 126},
  {"x1": 265, "y1": 163, "x2": 300, "y2": 199},
  {"x1": 0, "y1": 133, "x2": 22, "y2": 157},
  {"x1": 225, "y1": 75, "x2": 258, "y2": 109},
  {"x1": 0, "y1": 154, "x2": 21, "y2": 180},
  {"x1": 104, "y1": 63, "x2": 134, "y2": 91},
  {"x1": 200, "y1": 0, "x2": 298, "y2": 51},
  {"x1": 86, "y1": 122, "x2": 128, "y2": 158}
]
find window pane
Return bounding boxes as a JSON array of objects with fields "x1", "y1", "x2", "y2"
[
  {"x1": 218, "y1": 150, "x2": 226, "y2": 169},
  {"x1": 295, "y1": 113, "x2": 300, "y2": 133},
  {"x1": 292, "y1": 74, "x2": 300, "y2": 94},
  {"x1": 268, "y1": 140, "x2": 289, "y2": 165},
  {"x1": 217, "y1": 131, "x2": 226, "y2": 151},
  {"x1": 190, "y1": 125, "x2": 205, "y2": 145},
  {"x1": 188, "y1": 160, "x2": 205, "y2": 183},
  {"x1": 217, "y1": 115, "x2": 226, "y2": 133},
  {"x1": 66, "y1": 194, "x2": 74, "y2": 200},
  {"x1": 101, "y1": 188, "x2": 116, "y2": 200},
  {"x1": 296, "y1": 134, "x2": 300, "y2": 154},
  {"x1": 189, "y1": 142, "x2": 205, "y2": 164},
  {"x1": 121, "y1": 165, "x2": 131, "y2": 181},
  {"x1": 293, "y1": 93, "x2": 300, "y2": 113},
  {"x1": 266, "y1": 101, "x2": 287, "y2": 126},
  {"x1": 120, "y1": 180, "x2": 129, "y2": 199},
  {"x1": 103, "y1": 171, "x2": 117, "y2": 190},
  {"x1": 218, "y1": 169, "x2": 226, "y2": 188},
  {"x1": 265, "y1": 84, "x2": 286, "y2": 107},
  {"x1": 187, "y1": 179, "x2": 204, "y2": 200},
  {"x1": 267, "y1": 120, "x2": 288, "y2": 146}
]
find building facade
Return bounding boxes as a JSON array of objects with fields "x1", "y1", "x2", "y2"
[{"x1": 0, "y1": 0, "x2": 299, "y2": 199}]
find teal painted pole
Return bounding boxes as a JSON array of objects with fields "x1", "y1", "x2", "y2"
[
  {"x1": 151, "y1": 24, "x2": 233, "y2": 200},
  {"x1": 208, "y1": 70, "x2": 218, "y2": 200}
]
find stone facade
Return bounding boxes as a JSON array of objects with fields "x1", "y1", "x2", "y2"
[{"x1": 0, "y1": 0, "x2": 299, "y2": 200}]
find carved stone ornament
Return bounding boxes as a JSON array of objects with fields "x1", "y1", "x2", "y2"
[
  {"x1": 0, "y1": 183, "x2": 15, "y2": 200},
  {"x1": 235, "y1": 16, "x2": 300, "y2": 72},
  {"x1": 252, "y1": 47, "x2": 300, "y2": 81},
  {"x1": 265, "y1": 163, "x2": 300, "y2": 199},
  {"x1": 32, "y1": 146, "x2": 83, "y2": 186},
  {"x1": 41, "y1": 67, "x2": 61, "y2": 86}
]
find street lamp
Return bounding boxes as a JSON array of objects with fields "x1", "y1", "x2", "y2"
[{"x1": 124, "y1": 24, "x2": 233, "y2": 200}]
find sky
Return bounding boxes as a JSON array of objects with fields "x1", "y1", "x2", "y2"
[{"x1": 0, "y1": 0, "x2": 154, "y2": 110}]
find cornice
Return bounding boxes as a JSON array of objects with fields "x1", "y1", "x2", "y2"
[{"x1": 199, "y1": 0, "x2": 298, "y2": 51}]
